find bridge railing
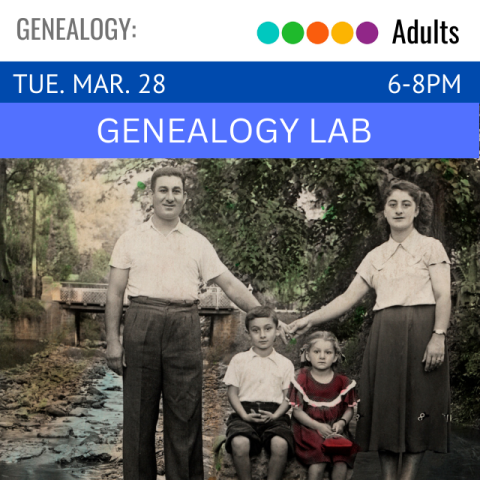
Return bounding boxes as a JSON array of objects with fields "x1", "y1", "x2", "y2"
[{"x1": 57, "y1": 282, "x2": 234, "y2": 310}]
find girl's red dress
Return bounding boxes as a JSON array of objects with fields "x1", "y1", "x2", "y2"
[{"x1": 288, "y1": 368, "x2": 360, "y2": 468}]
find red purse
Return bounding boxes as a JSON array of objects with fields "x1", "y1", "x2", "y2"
[{"x1": 321, "y1": 436, "x2": 353, "y2": 455}]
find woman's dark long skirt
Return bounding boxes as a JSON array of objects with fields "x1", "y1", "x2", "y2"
[{"x1": 356, "y1": 305, "x2": 450, "y2": 454}]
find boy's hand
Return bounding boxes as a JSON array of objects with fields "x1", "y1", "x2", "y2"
[
  {"x1": 258, "y1": 409, "x2": 277, "y2": 423},
  {"x1": 316, "y1": 423, "x2": 334, "y2": 439},
  {"x1": 332, "y1": 420, "x2": 345, "y2": 435},
  {"x1": 242, "y1": 410, "x2": 265, "y2": 424}
]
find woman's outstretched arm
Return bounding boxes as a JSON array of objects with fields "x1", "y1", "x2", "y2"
[{"x1": 288, "y1": 274, "x2": 370, "y2": 336}]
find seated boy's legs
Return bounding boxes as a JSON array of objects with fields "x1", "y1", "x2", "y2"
[
  {"x1": 230, "y1": 436, "x2": 252, "y2": 480},
  {"x1": 267, "y1": 436, "x2": 289, "y2": 480}
]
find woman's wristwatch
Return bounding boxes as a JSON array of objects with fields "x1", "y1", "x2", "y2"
[{"x1": 433, "y1": 329, "x2": 446, "y2": 336}]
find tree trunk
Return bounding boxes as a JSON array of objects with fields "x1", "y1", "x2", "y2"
[
  {"x1": 430, "y1": 181, "x2": 447, "y2": 245},
  {"x1": 31, "y1": 166, "x2": 37, "y2": 298},
  {"x1": 0, "y1": 159, "x2": 15, "y2": 304}
]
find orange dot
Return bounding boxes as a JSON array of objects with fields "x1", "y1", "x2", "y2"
[
  {"x1": 331, "y1": 22, "x2": 354, "y2": 44},
  {"x1": 307, "y1": 22, "x2": 329, "y2": 44}
]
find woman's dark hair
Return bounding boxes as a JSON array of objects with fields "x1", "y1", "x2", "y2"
[
  {"x1": 377, "y1": 180, "x2": 433, "y2": 238},
  {"x1": 150, "y1": 167, "x2": 186, "y2": 192},
  {"x1": 245, "y1": 306, "x2": 278, "y2": 330}
]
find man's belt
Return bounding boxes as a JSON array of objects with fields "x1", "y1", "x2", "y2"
[{"x1": 129, "y1": 295, "x2": 200, "y2": 307}]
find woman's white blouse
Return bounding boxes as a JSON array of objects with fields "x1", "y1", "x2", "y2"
[{"x1": 356, "y1": 229, "x2": 450, "y2": 311}]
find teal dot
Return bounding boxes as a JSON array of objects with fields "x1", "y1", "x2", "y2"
[
  {"x1": 257, "y1": 22, "x2": 279, "y2": 45},
  {"x1": 282, "y1": 22, "x2": 304, "y2": 44}
]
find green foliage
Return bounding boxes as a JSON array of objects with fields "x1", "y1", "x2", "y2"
[
  {"x1": 0, "y1": 295, "x2": 16, "y2": 319},
  {"x1": 15, "y1": 297, "x2": 45, "y2": 321},
  {"x1": 77, "y1": 249, "x2": 110, "y2": 283},
  {"x1": 5, "y1": 160, "x2": 79, "y2": 295}
]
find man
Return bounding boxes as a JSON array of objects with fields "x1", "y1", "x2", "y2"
[{"x1": 105, "y1": 167, "x2": 263, "y2": 480}]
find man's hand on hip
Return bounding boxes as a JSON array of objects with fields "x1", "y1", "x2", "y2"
[{"x1": 106, "y1": 339, "x2": 126, "y2": 376}]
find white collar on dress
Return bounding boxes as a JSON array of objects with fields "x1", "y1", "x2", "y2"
[{"x1": 372, "y1": 228, "x2": 425, "y2": 270}]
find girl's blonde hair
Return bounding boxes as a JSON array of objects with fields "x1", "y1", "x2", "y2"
[{"x1": 301, "y1": 331, "x2": 343, "y2": 368}]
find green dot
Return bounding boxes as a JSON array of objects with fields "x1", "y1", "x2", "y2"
[
  {"x1": 282, "y1": 22, "x2": 304, "y2": 44},
  {"x1": 257, "y1": 22, "x2": 279, "y2": 44},
  {"x1": 137, "y1": 181, "x2": 146, "y2": 190}
]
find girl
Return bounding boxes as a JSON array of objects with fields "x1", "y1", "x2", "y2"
[{"x1": 288, "y1": 331, "x2": 359, "y2": 480}]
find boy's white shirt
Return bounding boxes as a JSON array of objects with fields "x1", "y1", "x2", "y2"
[{"x1": 223, "y1": 347, "x2": 294, "y2": 405}]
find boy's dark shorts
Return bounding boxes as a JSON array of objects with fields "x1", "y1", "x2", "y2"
[{"x1": 225, "y1": 402, "x2": 294, "y2": 458}]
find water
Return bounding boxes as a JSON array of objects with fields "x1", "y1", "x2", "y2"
[
  {"x1": 0, "y1": 369, "x2": 123, "y2": 480},
  {"x1": 0, "y1": 459, "x2": 78, "y2": 479},
  {"x1": 0, "y1": 339, "x2": 47, "y2": 370}
]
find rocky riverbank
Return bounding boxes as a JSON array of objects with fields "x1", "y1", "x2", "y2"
[{"x1": 0, "y1": 340, "x2": 232, "y2": 480}]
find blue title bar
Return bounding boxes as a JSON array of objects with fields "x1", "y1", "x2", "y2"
[
  {"x1": 0, "y1": 62, "x2": 477, "y2": 103},
  {"x1": 0, "y1": 103, "x2": 476, "y2": 158}
]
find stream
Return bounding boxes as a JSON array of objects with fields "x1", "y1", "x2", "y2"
[{"x1": 0, "y1": 365, "x2": 123, "y2": 480}]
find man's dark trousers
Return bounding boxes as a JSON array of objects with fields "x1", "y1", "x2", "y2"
[{"x1": 122, "y1": 297, "x2": 203, "y2": 480}]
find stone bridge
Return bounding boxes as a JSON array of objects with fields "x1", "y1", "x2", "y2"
[{"x1": 6, "y1": 277, "x2": 243, "y2": 348}]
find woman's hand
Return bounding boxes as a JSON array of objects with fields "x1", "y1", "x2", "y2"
[
  {"x1": 422, "y1": 334, "x2": 445, "y2": 372},
  {"x1": 277, "y1": 320, "x2": 290, "y2": 344},
  {"x1": 287, "y1": 317, "x2": 312, "y2": 337}
]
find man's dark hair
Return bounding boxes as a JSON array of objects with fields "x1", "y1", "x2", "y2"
[
  {"x1": 245, "y1": 306, "x2": 278, "y2": 330},
  {"x1": 150, "y1": 167, "x2": 187, "y2": 192}
]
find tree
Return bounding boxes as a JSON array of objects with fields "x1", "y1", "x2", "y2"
[
  {"x1": 4, "y1": 159, "x2": 78, "y2": 297},
  {"x1": 0, "y1": 159, "x2": 14, "y2": 305}
]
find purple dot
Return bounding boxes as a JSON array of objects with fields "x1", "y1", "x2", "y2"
[{"x1": 356, "y1": 22, "x2": 378, "y2": 44}]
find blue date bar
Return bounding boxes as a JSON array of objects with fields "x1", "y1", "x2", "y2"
[{"x1": 0, "y1": 62, "x2": 477, "y2": 103}]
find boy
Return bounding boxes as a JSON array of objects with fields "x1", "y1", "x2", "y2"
[{"x1": 223, "y1": 306, "x2": 295, "y2": 480}]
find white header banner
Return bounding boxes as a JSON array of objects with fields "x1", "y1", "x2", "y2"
[{"x1": 0, "y1": 0, "x2": 478, "y2": 62}]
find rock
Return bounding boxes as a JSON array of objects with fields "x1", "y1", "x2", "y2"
[
  {"x1": 45, "y1": 405, "x2": 67, "y2": 417},
  {"x1": 14, "y1": 408, "x2": 30, "y2": 419},
  {"x1": 92, "y1": 402, "x2": 105, "y2": 409},
  {"x1": 216, "y1": 448, "x2": 309, "y2": 480},
  {"x1": 0, "y1": 421, "x2": 16, "y2": 428},
  {"x1": 79, "y1": 433, "x2": 103, "y2": 445},
  {"x1": 0, "y1": 445, "x2": 46, "y2": 463},
  {"x1": 55, "y1": 443, "x2": 119, "y2": 464},
  {"x1": 83, "y1": 395, "x2": 104, "y2": 405},
  {"x1": 37, "y1": 426, "x2": 74, "y2": 438},
  {"x1": 67, "y1": 395, "x2": 86, "y2": 405},
  {"x1": 86, "y1": 386, "x2": 104, "y2": 396},
  {"x1": 69, "y1": 407, "x2": 92, "y2": 417},
  {"x1": 106, "y1": 386, "x2": 122, "y2": 391}
]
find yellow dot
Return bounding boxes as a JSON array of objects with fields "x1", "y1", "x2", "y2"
[{"x1": 331, "y1": 22, "x2": 354, "y2": 44}]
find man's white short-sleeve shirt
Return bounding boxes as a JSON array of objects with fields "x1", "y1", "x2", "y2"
[
  {"x1": 223, "y1": 348, "x2": 294, "y2": 404},
  {"x1": 109, "y1": 218, "x2": 227, "y2": 302}
]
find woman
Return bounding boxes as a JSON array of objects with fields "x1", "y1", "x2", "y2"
[{"x1": 288, "y1": 180, "x2": 451, "y2": 480}]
